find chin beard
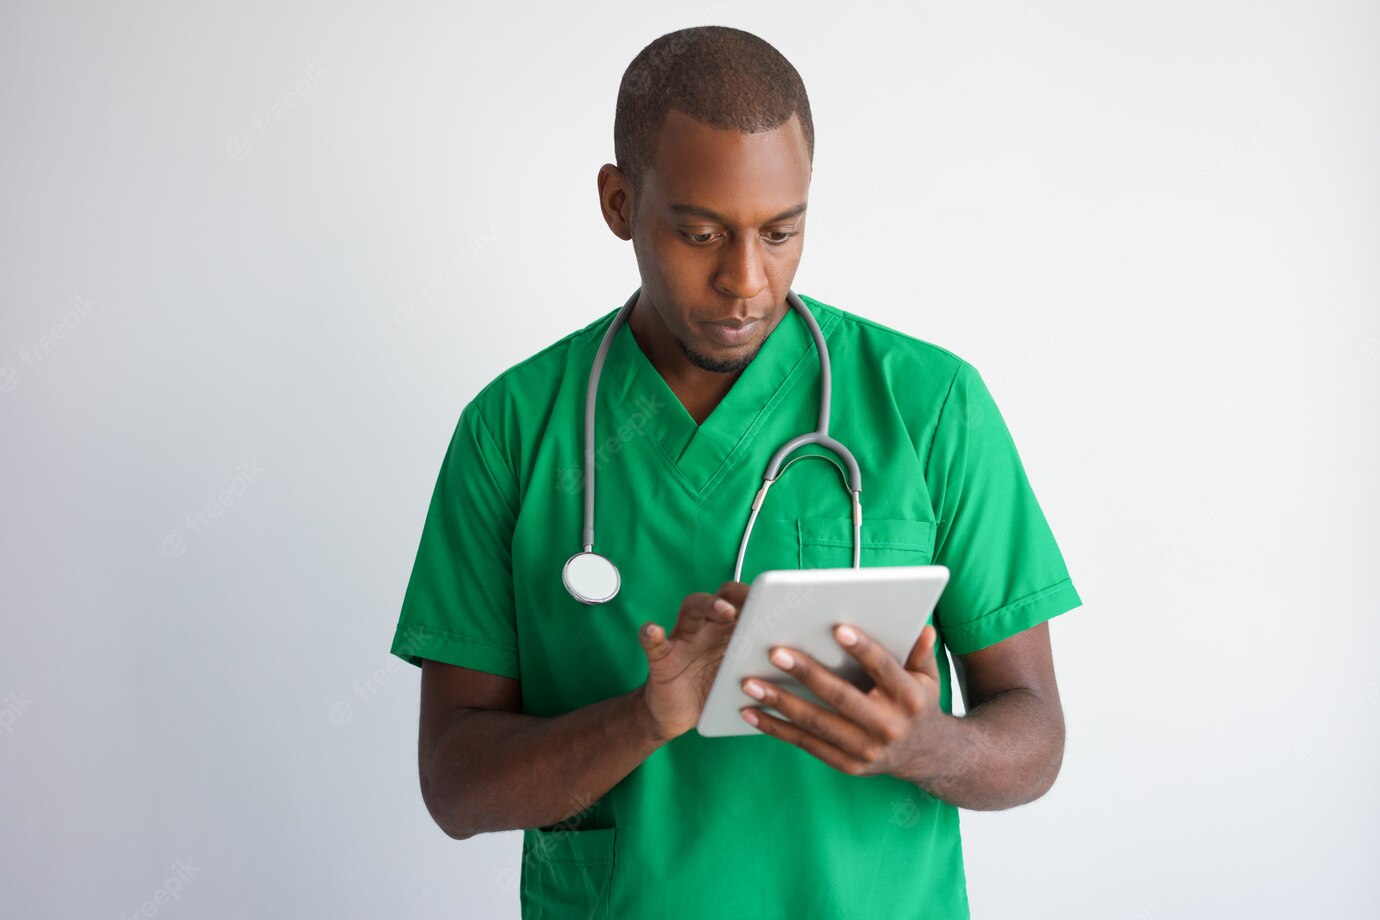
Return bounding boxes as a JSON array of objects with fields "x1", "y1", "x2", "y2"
[{"x1": 674, "y1": 333, "x2": 763, "y2": 374}]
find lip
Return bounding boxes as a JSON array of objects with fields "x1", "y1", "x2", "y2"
[{"x1": 702, "y1": 319, "x2": 760, "y2": 347}]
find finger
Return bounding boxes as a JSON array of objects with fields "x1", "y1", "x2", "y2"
[
  {"x1": 714, "y1": 580, "x2": 750, "y2": 611},
  {"x1": 740, "y1": 675, "x2": 877, "y2": 759},
  {"x1": 673, "y1": 592, "x2": 738, "y2": 638},
  {"x1": 902, "y1": 623, "x2": 941, "y2": 683},
  {"x1": 763, "y1": 645, "x2": 899, "y2": 744},
  {"x1": 638, "y1": 621, "x2": 673, "y2": 663},
  {"x1": 741, "y1": 705, "x2": 873, "y2": 777},
  {"x1": 835, "y1": 623, "x2": 928, "y2": 712}
]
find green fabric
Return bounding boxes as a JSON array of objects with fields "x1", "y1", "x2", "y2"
[{"x1": 391, "y1": 293, "x2": 1082, "y2": 919}]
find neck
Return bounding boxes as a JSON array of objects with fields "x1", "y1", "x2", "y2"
[{"x1": 627, "y1": 298, "x2": 747, "y2": 425}]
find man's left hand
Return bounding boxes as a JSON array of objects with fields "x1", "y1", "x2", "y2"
[{"x1": 739, "y1": 622, "x2": 947, "y2": 781}]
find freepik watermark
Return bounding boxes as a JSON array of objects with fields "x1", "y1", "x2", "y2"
[
  {"x1": 0, "y1": 691, "x2": 35, "y2": 737},
  {"x1": 495, "y1": 792, "x2": 601, "y2": 893},
  {"x1": 160, "y1": 460, "x2": 264, "y2": 559},
  {"x1": 954, "y1": 331, "x2": 1065, "y2": 431},
  {"x1": 557, "y1": 392, "x2": 666, "y2": 493},
  {"x1": 328, "y1": 654, "x2": 406, "y2": 727},
  {"x1": 226, "y1": 63, "x2": 329, "y2": 159},
  {"x1": 622, "y1": 29, "x2": 705, "y2": 96},
  {"x1": 1294, "y1": 665, "x2": 1380, "y2": 763},
  {"x1": 888, "y1": 730, "x2": 984, "y2": 825},
  {"x1": 391, "y1": 229, "x2": 498, "y2": 327},
  {"x1": 724, "y1": 581, "x2": 816, "y2": 666},
  {"x1": 1191, "y1": 98, "x2": 1293, "y2": 197},
  {"x1": 890, "y1": 787, "x2": 928, "y2": 827},
  {"x1": 119, "y1": 859, "x2": 201, "y2": 919},
  {"x1": 2, "y1": 294, "x2": 97, "y2": 392}
]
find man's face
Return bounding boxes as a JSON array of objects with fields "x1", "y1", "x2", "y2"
[{"x1": 623, "y1": 109, "x2": 812, "y2": 373}]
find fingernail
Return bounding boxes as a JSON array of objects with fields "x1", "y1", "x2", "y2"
[
  {"x1": 770, "y1": 648, "x2": 794, "y2": 669},
  {"x1": 743, "y1": 681, "x2": 765, "y2": 700},
  {"x1": 836, "y1": 625, "x2": 858, "y2": 646},
  {"x1": 713, "y1": 599, "x2": 733, "y2": 615},
  {"x1": 741, "y1": 709, "x2": 760, "y2": 727}
]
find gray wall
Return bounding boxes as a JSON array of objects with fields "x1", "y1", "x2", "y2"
[{"x1": 2, "y1": 1, "x2": 1376, "y2": 917}]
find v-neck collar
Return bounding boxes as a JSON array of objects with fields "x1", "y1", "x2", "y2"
[{"x1": 599, "y1": 294, "x2": 838, "y2": 498}]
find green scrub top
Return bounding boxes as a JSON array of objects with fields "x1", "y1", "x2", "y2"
[{"x1": 391, "y1": 292, "x2": 1083, "y2": 920}]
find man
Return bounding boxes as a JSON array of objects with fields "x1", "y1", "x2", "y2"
[{"x1": 391, "y1": 24, "x2": 1082, "y2": 920}]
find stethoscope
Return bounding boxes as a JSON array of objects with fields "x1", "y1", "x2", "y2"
[{"x1": 562, "y1": 287, "x2": 864, "y2": 605}]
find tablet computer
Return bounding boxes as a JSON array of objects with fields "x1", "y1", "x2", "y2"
[{"x1": 696, "y1": 565, "x2": 949, "y2": 738}]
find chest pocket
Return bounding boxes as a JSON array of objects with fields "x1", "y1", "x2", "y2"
[
  {"x1": 737, "y1": 516, "x2": 935, "y2": 582},
  {"x1": 799, "y1": 516, "x2": 936, "y2": 569}
]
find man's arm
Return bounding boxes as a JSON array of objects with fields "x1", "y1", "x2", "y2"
[
  {"x1": 417, "y1": 585, "x2": 747, "y2": 840},
  {"x1": 735, "y1": 616, "x2": 1067, "y2": 811},
  {"x1": 418, "y1": 660, "x2": 667, "y2": 840},
  {"x1": 906, "y1": 621, "x2": 1065, "y2": 810}
]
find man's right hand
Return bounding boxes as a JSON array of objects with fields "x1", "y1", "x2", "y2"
[{"x1": 636, "y1": 580, "x2": 749, "y2": 741}]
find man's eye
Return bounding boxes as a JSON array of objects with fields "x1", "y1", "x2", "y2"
[{"x1": 680, "y1": 229, "x2": 800, "y2": 245}]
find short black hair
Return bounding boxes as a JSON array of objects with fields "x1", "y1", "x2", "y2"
[{"x1": 613, "y1": 25, "x2": 815, "y2": 201}]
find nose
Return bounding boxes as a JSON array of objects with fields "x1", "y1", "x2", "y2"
[{"x1": 714, "y1": 235, "x2": 769, "y2": 305}]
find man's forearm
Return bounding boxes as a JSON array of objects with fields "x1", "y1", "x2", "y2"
[
  {"x1": 423, "y1": 685, "x2": 667, "y2": 839},
  {"x1": 900, "y1": 688, "x2": 1065, "y2": 811}
]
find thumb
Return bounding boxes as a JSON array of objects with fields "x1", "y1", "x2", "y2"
[
  {"x1": 639, "y1": 621, "x2": 673, "y2": 664},
  {"x1": 904, "y1": 623, "x2": 941, "y2": 680}
]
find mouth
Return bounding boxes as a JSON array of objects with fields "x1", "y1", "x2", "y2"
[{"x1": 701, "y1": 318, "x2": 761, "y2": 347}]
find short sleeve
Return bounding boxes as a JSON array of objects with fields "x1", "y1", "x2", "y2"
[
  {"x1": 924, "y1": 360, "x2": 1082, "y2": 655},
  {"x1": 389, "y1": 400, "x2": 521, "y2": 678}
]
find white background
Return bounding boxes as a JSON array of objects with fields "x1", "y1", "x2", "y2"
[{"x1": 2, "y1": 1, "x2": 1377, "y2": 917}]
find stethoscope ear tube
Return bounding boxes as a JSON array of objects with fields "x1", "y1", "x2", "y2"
[{"x1": 581, "y1": 289, "x2": 640, "y2": 552}]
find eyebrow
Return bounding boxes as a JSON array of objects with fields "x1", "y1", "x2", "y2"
[{"x1": 668, "y1": 202, "x2": 808, "y2": 225}]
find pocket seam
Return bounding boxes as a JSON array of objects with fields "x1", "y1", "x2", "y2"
[
  {"x1": 797, "y1": 517, "x2": 935, "y2": 551},
  {"x1": 528, "y1": 825, "x2": 616, "y2": 865}
]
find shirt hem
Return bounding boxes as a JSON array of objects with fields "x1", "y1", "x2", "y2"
[
  {"x1": 940, "y1": 578, "x2": 1083, "y2": 656},
  {"x1": 389, "y1": 620, "x2": 520, "y2": 679}
]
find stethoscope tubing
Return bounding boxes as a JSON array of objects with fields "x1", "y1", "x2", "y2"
[{"x1": 568, "y1": 286, "x2": 862, "y2": 604}]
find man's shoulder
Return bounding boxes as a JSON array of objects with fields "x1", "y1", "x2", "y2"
[
  {"x1": 800, "y1": 293, "x2": 969, "y2": 385},
  {"x1": 467, "y1": 306, "x2": 618, "y2": 419}
]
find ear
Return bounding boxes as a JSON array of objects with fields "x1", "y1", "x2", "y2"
[{"x1": 597, "y1": 164, "x2": 635, "y2": 241}]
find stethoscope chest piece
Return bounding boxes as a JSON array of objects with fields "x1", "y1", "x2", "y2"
[{"x1": 563, "y1": 550, "x2": 621, "y2": 605}]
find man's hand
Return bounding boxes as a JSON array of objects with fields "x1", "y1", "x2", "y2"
[
  {"x1": 636, "y1": 580, "x2": 749, "y2": 741},
  {"x1": 737, "y1": 621, "x2": 949, "y2": 780}
]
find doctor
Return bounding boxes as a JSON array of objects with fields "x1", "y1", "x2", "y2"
[{"x1": 391, "y1": 24, "x2": 1082, "y2": 920}]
